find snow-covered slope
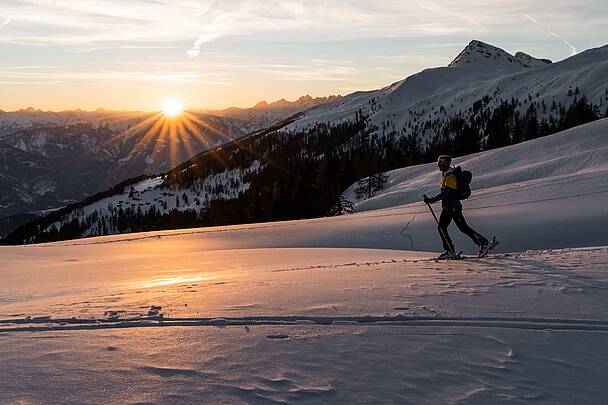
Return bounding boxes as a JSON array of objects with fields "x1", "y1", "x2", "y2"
[
  {"x1": 1, "y1": 212, "x2": 607, "y2": 402},
  {"x1": 345, "y1": 117, "x2": 608, "y2": 212},
  {"x1": 284, "y1": 40, "x2": 608, "y2": 146}
]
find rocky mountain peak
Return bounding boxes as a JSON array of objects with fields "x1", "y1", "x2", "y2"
[{"x1": 514, "y1": 52, "x2": 552, "y2": 68}]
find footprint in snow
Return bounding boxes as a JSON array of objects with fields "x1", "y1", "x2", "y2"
[
  {"x1": 147, "y1": 306, "x2": 162, "y2": 316},
  {"x1": 266, "y1": 334, "x2": 290, "y2": 340}
]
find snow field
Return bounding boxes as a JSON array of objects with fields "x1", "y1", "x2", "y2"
[{"x1": 1, "y1": 242, "x2": 608, "y2": 403}]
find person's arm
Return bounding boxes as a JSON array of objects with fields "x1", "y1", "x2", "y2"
[
  {"x1": 426, "y1": 174, "x2": 457, "y2": 204},
  {"x1": 427, "y1": 191, "x2": 443, "y2": 204}
]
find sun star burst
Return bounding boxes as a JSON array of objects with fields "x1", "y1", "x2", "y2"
[{"x1": 163, "y1": 99, "x2": 183, "y2": 117}]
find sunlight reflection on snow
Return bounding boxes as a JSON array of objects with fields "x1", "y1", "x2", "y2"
[{"x1": 136, "y1": 274, "x2": 210, "y2": 289}]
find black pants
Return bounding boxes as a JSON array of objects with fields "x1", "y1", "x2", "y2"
[{"x1": 438, "y1": 208, "x2": 487, "y2": 252}]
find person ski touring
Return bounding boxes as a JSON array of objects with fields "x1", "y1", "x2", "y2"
[{"x1": 423, "y1": 155, "x2": 496, "y2": 259}]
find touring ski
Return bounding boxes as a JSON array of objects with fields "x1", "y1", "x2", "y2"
[
  {"x1": 478, "y1": 237, "x2": 499, "y2": 258},
  {"x1": 435, "y1": 250, "x2": 463, "y2": 260}
]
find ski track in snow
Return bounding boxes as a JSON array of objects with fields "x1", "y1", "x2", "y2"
[
  {"x1": 2, "y1": 314, "x2": 608, "y2": 333},
  {"x1": 1, "y1": 247, "x2": 607, "y2": 332}
]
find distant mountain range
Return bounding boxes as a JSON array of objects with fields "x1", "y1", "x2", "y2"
[
  {"x1": 0, "y1": 96, "x2": 337, "y2": 236},
  {"x1": 201, "y1": 95, "x2": 342, "y2": 133},
  {"x1": 4, "y1": 40, "x2": 608, "y2": 244}
]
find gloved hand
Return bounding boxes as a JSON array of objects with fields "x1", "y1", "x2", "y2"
[{"x1": 423, "y1": 195, "x2": 431, "y2": 204}]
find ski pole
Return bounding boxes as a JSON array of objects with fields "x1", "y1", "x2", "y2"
[
  {"x1": 423, "y1": 194, "x2": 440, "y2": 225},
  {"x1": 423, "y1": 194, "x2": 455, "y2": 256}
]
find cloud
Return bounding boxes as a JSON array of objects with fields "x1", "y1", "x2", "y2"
[
  {"x1": 522, "y1": 13, "x2": 577, "y2": 56},
  {"x1": 0, "y1": 1, "x2": 521, "y2": 53},
  {"x1": 0, "y1": 65, "x2": 233, "y2": 86},
  {"x1": 0, "y1": 0, "x2": 599, "y2": 61}
]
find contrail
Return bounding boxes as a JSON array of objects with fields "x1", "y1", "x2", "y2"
[
  {"x1": 523, "y1": 14, "x2": 539, "y2": 24},
  {"x1": 0, "y1": 18, "x2": 11, "y2": 29},
  {"x1": 547, "y1": 29, "x2": 577, "y2": 56},
  {"x1": 523, "y1": 13, "x2": 576, "y2": 56}
]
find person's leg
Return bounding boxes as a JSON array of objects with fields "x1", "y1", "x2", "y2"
[
  {"x1": 438, "y1": 209, "x2": 455, "y2": 252},
  {"x1": 453, "y1": 209, "x2": 488, "y2": 246}
]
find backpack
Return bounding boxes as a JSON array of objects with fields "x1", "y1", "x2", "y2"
[{"x1": 453, "y1": 166, "x2": 472, "y2": 200}]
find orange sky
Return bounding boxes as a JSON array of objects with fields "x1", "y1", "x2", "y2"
[{"x1": 1, "y1": 0, "x2": 605, "y2": 111}]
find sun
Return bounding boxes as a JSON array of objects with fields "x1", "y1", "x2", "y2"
[{"x1": 163, "y1": 99, "x2": 183, "y2": 117}]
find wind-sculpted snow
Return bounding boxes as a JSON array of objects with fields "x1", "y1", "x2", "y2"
[
  {"x1": 2, "y1": 325, "x2": 607, "y2": 403},
  {"x1": 2, "y1": 243, "x2": 607, "y2": 322}
]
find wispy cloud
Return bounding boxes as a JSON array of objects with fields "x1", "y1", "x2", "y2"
[
  {"x1": 0, "y1": 1, "x2": 513, "y2": 54},
  {"x1": 523, "y1": 13, "x2": 577, "y2": 56},
  {"x1": 0, "y1": 65, "x2": 57, "y2": 69},
  {"x1": 0, "y1": 1, "x2": 598, "y2": 58},
  {"x1": 0, "y1": 66, "x2": 233, "y2": 86}
]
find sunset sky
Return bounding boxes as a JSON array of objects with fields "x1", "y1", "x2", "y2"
[{"x1": 1, "y1": 0, "x2": 606, "y2": 111}]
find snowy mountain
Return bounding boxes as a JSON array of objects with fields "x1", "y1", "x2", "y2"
[
  {"x1": 4, "y1": 40, "x2": 608, "y2": 244},
  {"x1": 514, "y1": 51, "x2": 552, "y2": 68},
  {"x1": 448, "y1": 40, "x2": 526, "y2": 68},
  {"x1": 284, "y1": 40, "x2": 608, "y2": 141}
]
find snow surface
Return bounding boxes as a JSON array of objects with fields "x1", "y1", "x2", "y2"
[
  {"x1": 1, "y1": 236, "x2": 607, "y2": 403},
  {"x1": 2, "y1": 121, "x2": 608, "y2": 403}
]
